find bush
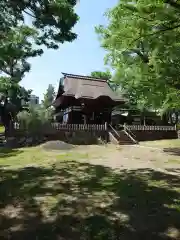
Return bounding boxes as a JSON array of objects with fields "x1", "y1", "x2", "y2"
[
  {"x1": 0, "y1": 125, "x2": 4, "y2": 133},
  {"x1": 17, "y1": 106, "x2": 53, "y2": 133},
  {"x1": 176, "y1": 124, "x2": 180, "y2": 130}
]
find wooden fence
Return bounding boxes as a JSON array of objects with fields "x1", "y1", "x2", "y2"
[
  {"x1": 120, "y1": 125, "x2": 176, "y2": 131},
  {"x1": 51, "y1": 123, "x2": 107, "y2": 131},
  {"x1": 14, "y1": 123, "x2": 108, "y2": 132},
  {"x1": 13, "y1": 123, "x2": 178, "y2": 144},
  {"x1": 14, "y1": 122, "x2": 177, "y2": 132}
]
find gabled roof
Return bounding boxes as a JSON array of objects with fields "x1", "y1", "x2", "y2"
[
  {"x1": 55, "y1": 73, "x2": 126, "y2": 103},
  {"x1": 62, "y1": 73, "x2": 109, "y2": 81}
]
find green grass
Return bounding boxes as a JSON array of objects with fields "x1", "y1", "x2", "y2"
[
  {"x1": 141, "y1": 140, "x2": 180, "y2": 165},
  {"x1": 166, "y1": 159, "x2": 180, "y2": 164},
  {"x1": 0, "y1": 147, "x2": 90, "y2": 168},
  {"x1": 0, "y1": 146, "x2": 179, "y2": 239},
  {"x1": 141, "y1": 139, "x2": 180, "y2": 148}
]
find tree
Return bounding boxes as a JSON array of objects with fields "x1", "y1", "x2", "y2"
[
  {"x1": 90, "y1": 70, "x2": 118, "y2": 91},
  {"x1": 0, "y1": 25, "x2": 42, "y2": 136},
  {"x1": 0, "y1": 0, "x2": 78, "y2": 50},
  {"x1": 0, "y1": 25, "x2": 42, "y2": 78},
  {"x1": 0, "y1": 76, "x2": 32, "y2": 136},
  {"x1": 42, "y1": 84, "x2": 56, "y2": 108},
  {"x1": 0, "y1": 0, "x2": 79, "y2": 136},
  {"x1": 96, "y1": 0, "x2": 180, "y2": 112},
  {"x1": 91, "y1": 71, "x2": 111, "y2": 80}
]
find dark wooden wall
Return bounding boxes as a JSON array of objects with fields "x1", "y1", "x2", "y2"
[{"x1": 132, "y1": 130, "x2": 177, "y2": 141}]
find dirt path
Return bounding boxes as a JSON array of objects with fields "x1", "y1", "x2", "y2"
[{"x1": 76, "y1": 144, "x2": 180, "y2": 173}]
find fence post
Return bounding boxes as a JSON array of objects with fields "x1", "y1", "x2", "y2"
[
  {"x1": 105, "y1": 122, "x2": 108, "y2": 143},
  {"x1": 105, "y1": 122, "x2": 108, "y2": 131}
]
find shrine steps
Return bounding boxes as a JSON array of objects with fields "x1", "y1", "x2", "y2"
[{"x1": 108, "y1": 125, "x2": 138, "y2": 145}]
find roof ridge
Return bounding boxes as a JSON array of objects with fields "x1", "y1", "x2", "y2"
[{"x1": 61, "y1": 72, "x2": 107, "y2": 82}]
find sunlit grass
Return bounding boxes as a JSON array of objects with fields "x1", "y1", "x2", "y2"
[
  {"x1": 140, "y1": 139, "x2": 180, "y2": 148},
  {"x1": 166, "y1": 159, "x2": 180, "y2": 164},
  {"x1": 0, "y1": 147, "x2": 90, "y2": 168},
  {"x1": 0, "y1": 145, "x2": 179, "y2": 239}
]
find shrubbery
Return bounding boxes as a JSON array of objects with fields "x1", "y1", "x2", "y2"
[{"x1": 17, "y1": 105, "x2": 53, "y2": 133}]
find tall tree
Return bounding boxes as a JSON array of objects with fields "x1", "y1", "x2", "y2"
[
  {"x1": 0, "y1": 25, "x2": 41, "y2": 136},
  {"x1": 91, "y1": 70, "x2": 111, "y2": 80},
  {"x1": 90, "y1": 70, "x2": 118, "y2": 91},
  {"x1": 96, "y1": 0, "x2": 180, "y2": 112},
  {"x1": 42, "y1": 84, "x2": 56, "y2": 108},
  {"x1": 0, "y1": 0, "x2": 79, "y2": 136},
  {"x1": 0, "y1": 0, "x2": 79, "y2": 50},
  {"x1": 0, "y1": 25, "x2": 42, "y2": 78}
]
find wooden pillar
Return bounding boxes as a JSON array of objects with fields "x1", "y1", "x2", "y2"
[
  {"x1": 92, "y1": 112, "x2": 94, "y2": 121},
  {"x1": 105, "y1": 122, "x2": 109, "y2": 143},
  {"x1": 83, "y1": 114, "x2": 87, "y2": 124}
]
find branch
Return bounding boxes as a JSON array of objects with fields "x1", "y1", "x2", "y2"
[
  {"x1": 23, "y1": 9, "x2": 35, "y2": 19},
  {"x1": 9, "y1": 58, "x2": 14, "y2": 76},
  {"x1": 0, "y1": 67, "x2": 11, "y2": 76},
  {"x1": 128, "y1": 23, "x2": 180, "y2": 48},
  {"x1": 138, "y1": 16, "x2": 155, "y2": 22},
  {"x1": 131, "y1": 49, "x2": 149, "y2": 63},
  {"x1": 124, "y1": 5, "x2": 156, "y2": 22},
  {"x1": 164, "y1": 0, "x2": 180, "y2": 9}
]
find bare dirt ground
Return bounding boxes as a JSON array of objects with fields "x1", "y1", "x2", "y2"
[{"x1": 74, "y1": 142, "x2": 180, "y2": 174}]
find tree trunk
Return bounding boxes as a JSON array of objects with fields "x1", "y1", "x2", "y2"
[{"x1": 1, "y1": 112, "x2": 14, "y2": 139}]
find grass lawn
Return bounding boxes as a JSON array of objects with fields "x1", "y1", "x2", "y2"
[
  {"x1": 140, "y1": 139, "x2": 180, "y2": 148},
  {"x1": 0, "y1": 145, "x2": 180, "y2": 239},
  {"x1": 140, "y1": 139, "x2": 180, "y2": 160}
]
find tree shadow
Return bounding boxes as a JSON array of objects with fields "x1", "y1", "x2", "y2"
[
  {"x1": 0, "y1": 147, "x2": 23, "y2": 158},
  {"x1": 0, "y1": 163, "x2": 179, "y2": 239},
  {"x1": 163, "y1": 148, "x2": 180, "y2": 156},
  {"x1": 165, "y1": 168, "x2": 180, "y2": 176}
]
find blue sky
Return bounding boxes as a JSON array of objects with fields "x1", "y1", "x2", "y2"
[{"x1": 21, "y1": 0, "x2": 118, "y2": 100}]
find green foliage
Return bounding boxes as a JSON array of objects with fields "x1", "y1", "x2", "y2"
[
  {"x1": 0, "y1": 77, "x2": 31, "y2": 102},
  {"x1": 0, "y1": 25, "x2": 42, "y2": 81},
  {"x1": 0, "y1": 25, "x2": 42, "y2": 127},
  {"x1": 91, "y1": 70, "x2": 111, "y2": 80},
  {"x1": 0, "y1": 0, "x2": 79, "y2": 50},
  {"x1": 90, "y1": 70, "x2": 118, "y2": 91},
  {"x1": 42, "y1": 84, "x2": 56, "y2": 108},
  {"x1": 96, "y1": 0, "x2": 180, "y2": 111},
  {"x1": 0, "y1": 0, "x2": 79, "y2": 130},
  {"x1": 0, "y1": 125, "x2": 4, "y2": 133},
  {"x1": 0, "y1": 77, "x2": 31, "y2": 118},
  {"x1": 17, "y1": 105, "x2": 53, "y2": 133}
]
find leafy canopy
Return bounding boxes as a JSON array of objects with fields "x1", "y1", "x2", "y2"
[
  {"x1": 0, "y1": 0, "x2": 79, "y2": 84},
  {"x1": 42, "y1": 84, "x2": 56, "y2": 108},
  {"x1": 0, "y1": 0, "x2": 79, "y2": 49},
  {"x1": 0, "y1": 0, "x2": 79, "y2": 130},
  {"x1": 0, "y1": 25, "x2": 42, "y2": 80},
  {"x1": 91, "y1": 70, "x2": 111, "y2": 80},
  {"x1": 0, "y1": 25, "x2": 41, "y2": 118},
  {"x1": 96, "y1": 0, "x2": 180, "y2": 111},
  {"x1": 90, "y1": 70, "x2": 119, "y2": 91}
]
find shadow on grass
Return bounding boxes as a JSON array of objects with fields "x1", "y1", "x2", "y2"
[
  {"x1": 0, "y1": 148, "x2": 23, "y2": 158},
  {"x1": 0, "y1": 163, "x2": 179, "y2": 239},
  {"x1": 163, "y1": 148, "x2": 180, "y2": 156},
  {"x1": 165, "y1": 168, "x2": 180, "y2": 175}
]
